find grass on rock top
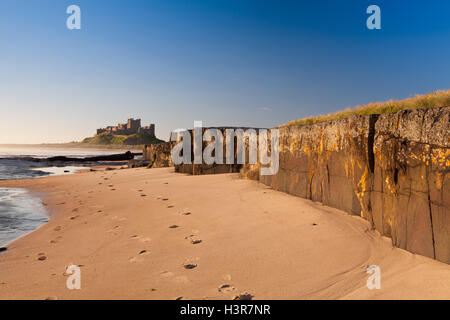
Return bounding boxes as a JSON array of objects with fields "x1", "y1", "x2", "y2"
[{"x1": 287, "y1": 90, "x2": 449, "y2": 126}]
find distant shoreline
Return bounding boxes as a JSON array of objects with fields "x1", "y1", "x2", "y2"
[{"x1": 0, "y1": 143, "x2": 144, "y2": 151}]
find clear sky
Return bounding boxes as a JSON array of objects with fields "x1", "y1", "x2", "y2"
[{"x1": 0, "y1": 0, "x2": 449, "y2": 143}]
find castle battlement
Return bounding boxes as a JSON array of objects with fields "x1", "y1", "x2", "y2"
[{"x1": 96, "y1": 118, "x2": 155, "y2": 136}]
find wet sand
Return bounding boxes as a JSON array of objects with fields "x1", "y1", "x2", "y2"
[{"x1": 0, "y1": 167, "x2": 449, "y2": 300}]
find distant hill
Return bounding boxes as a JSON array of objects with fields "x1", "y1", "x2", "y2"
[{"x1": 81, "y1": 132, "x2": 164, "y2": 146}]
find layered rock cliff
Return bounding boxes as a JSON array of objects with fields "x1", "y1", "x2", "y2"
[
  {"x1": 144, "y1": 107, "x2": 449, "y2": 263},
  {"x1": 143, "y1": 142, "x2": 174, "y2": 168},
  {"x1": 255, "y1": 107, "x2": 449, "y2": 263}
]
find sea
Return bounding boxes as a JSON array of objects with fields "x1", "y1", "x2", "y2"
[{"x1": 0, "y1": 145, "x2": 130, "y2": 248}]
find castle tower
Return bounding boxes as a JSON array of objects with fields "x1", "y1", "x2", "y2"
[
  {"x1": 127, "y1": 118, "x2": 141, "y2": 132},
  {"x1": 149, "y1": 124, "x2": 155, "y2": 136}
]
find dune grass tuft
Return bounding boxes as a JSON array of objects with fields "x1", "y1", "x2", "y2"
[{"x1": 287, "y1": 90, "x2": 450, "y2": 126}]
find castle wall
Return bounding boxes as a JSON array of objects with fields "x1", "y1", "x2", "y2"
[{"x1": 96, "y1": 119, "x2": 155, "y2": 136}]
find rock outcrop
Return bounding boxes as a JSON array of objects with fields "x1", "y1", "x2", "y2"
[
  {"x1": 172, "y1": 127, "x2": 265, "y2": 175},
  {"x1": 143, "y1": 142, "x2": 174, "y2": 168},
  {"x1": 256, "y1": 107, "x2": 449, "y2": 264},
  {"x1": 144, "y1": 107, "x2": 449, "y2": 263}
]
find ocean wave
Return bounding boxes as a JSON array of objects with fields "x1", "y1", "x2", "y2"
[{"x1": 0, "y1": 188, "x2": 48, "y2": 247}]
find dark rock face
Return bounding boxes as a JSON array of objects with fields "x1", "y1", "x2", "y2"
[
  {"x1": 173, "y1": 127, "x2": 265, "y2": 175},
  {"x1": 146, "y1": 107, "x2": 449, "y2": 263},
  {"x1": 259, "y1": 114, "x2": 372, "y2": 216},
  {"x1": 257, "y1": 107, "x2": 449, "y2": 264},
  {"x1": 371, "y1": 108, "x2": 449, "y2": 263},
  {"x1": 143, "y1": 142, "x2": 174, "y2": 168}
]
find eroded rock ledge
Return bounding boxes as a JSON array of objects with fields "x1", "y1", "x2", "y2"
[
  {"x1": 256, "y1": 107, "x2": 449, "y2": 264},
  {"x1": 144, "y1": 107, "x2": 449, "y2": 263}
]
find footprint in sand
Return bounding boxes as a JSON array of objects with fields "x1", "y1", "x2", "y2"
[
  {"x1": 128, "y1": 234, "x2": 151, "y2": 242},
  {"x1": 129, "y1": 250, "x2": 150, "y2": 263},
  {"x1": 162, "y1": 198, "x2": 169, "y2": 201},
  {"x1": 183, "y1": 263, "x2": 197, "y2": 270},
  {"x1": 140, "y1": 194, "x2": 147, "y2": 197},
  {"x1": 54, "y1": 226, "x2": 62, "y2": 231},
  {"x1": 169, "y1": 225, "x2": 179, "y2": 229},
  {"x1": 185, "y1": 235, "x2": 202, "y2": 244},
  {"x1": 218, "y1": 284, "x2": 235, "y2": 293},
  {"x1": 232, "y1": 293, "x2": 253, "y2": 300},
  {"x1": 107, "y1": 225, "x2": 122, "y2": 233},
  {"x1": 37, "y1": 253, "x2": 47, "y2": 261},
  {"x1": 167, "y1": 205, "x2": 174, "y2": 208},
  {"x1": 70, "y1": 215, "x2": 79, "y2": 220},
  {"x1": 180, "y1": 210, "x2": 191, "y2": 216},
  {"x1": 50, "y1": 236, "x2": 62, "y2": 243}
]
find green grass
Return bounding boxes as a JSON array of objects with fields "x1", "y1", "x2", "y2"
[
  {"x1": 287, "y1": 90, "x2": 450, "y2": 126},
  {"x1": 82, "y1": 132, "x2": 164, "y2": 146}
]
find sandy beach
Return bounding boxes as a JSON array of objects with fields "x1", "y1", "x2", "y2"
[{"x1": 0, "y1": 166, "x2": 449, "y2": 300}]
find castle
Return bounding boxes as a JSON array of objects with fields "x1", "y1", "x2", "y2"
[{"x1": 96, "y1": 118, "x2": 155, "y2": 136}]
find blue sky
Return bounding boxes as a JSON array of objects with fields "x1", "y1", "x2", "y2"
[{"x1": 0, "y1": 0, "x2": 449, "y2": 143}]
